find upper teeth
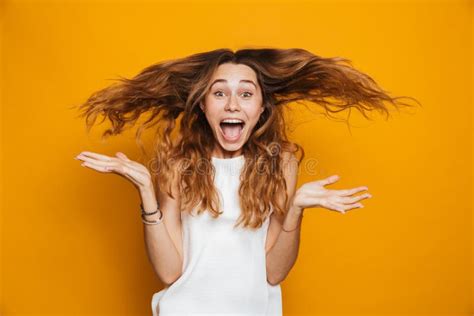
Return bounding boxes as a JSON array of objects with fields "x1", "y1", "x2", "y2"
[{"x1": 222, "y1": 119, "x2": 243, "y2": 124}]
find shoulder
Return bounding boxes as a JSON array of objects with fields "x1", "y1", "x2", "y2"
[{"x1": 281, "y1": 150, "x2": 298, "y2": 164}]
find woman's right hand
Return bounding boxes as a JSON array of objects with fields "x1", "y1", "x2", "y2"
[{"x1": 75, "y1": 151, "x2": 153, "y2": 192}]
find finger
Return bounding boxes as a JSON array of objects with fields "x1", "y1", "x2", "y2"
[
  {"x1": 324, "y1": 200, "x2": 346, "y2": 214},
  {"x1": 337, "y1": 186, "x2": 369, "y2": 197},
  {"x1": 79, "y1": 158, "x2": 128, "y2": 175},
  {"x1": 77, "y1": 155, "x2": 116, "y2": 167},
  {"x1": 319, "y1": 174, "x2": 340, "y2": 186},
  {"x1": 81, "y1": 159, "x2": 141, "y2": 181},
  {"x1": 79, "y1": 154, "x2": 145, "y2": 174},
  {"x1": 77, "y1": 151, "x2": 113, "y2": 161},
  {"x1": 80, "y1": 161, "x2": 112, "y2": 173},
  {"x1": 343, "y1": 202, "x2": 364, "y2": 211},
  {"x1": 116, "y1": 152, "x2": 131, "y2": 161},
  {"x1": 339, "y1": 192, "x2": 372, "y2": 204}
]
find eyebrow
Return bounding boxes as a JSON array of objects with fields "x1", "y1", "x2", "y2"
[{"x1": 210, "y1": 79, "x2": 257, "y2": 89}]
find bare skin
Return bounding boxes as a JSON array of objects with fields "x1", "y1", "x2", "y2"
[
  {"x1": 293, "y1": 174, "x2": 371, "y2": 214},
  {"x1": 74, "y1": 63, "x2": 373, "y2": 286},
  {"x1": 74, "y1": 151, "x2": 184, "y2": 286},
  {"x1": 200, "y1": 63, "x2": 264, "y2": 158}
]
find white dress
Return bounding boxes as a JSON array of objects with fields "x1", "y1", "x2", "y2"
[{"x1": 151, "y1": 155, "x2": 282, "y2": 315}]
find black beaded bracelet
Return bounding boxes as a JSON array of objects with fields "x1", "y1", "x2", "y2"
[
  {"x1": 140, "y1": 203, "x2": 163, "y2": 225},
  {"x1": 140, "y1": 202, "x2": 161, "y2": 216}
]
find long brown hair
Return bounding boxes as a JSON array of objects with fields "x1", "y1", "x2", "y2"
[{"x1": 73, "y1": 48, "x2": 420, "y2": 229}]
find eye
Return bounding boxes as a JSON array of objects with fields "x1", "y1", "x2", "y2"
[
  {"x1": 214, "y1": 91, "x2": 225, "y2": 97},
  {"x1": 242, "y1": 92, "x2": 253, "y2": 98}
]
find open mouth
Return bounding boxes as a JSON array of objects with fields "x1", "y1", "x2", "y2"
[{"x1": 219, "y1": 119, "x2": 246, "y2": 142}]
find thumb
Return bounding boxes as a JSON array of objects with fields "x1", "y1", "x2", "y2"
[
  {"x1": 116, "y1": 152, "x2": 131, "y2": 161},
  {"x1": 321, "y1": 174, "x2": 340, "y2": 186}
]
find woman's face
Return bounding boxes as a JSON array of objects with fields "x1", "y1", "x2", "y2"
[{"x1": 201, "y1": 63, "x2": 264, "y2": 157}]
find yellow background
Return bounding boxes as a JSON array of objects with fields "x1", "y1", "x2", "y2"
[{"x1": 1, "y1": 0, "x2": 472, "y2": 315}]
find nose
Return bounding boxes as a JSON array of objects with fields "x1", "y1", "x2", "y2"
[{"x1": 224, "y1": 93, "x2": 241, "y2": 111}]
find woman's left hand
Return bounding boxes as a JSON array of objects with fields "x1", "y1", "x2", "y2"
[{"x1": 292, "y1": 174, "x2": 372, "y2": 214}]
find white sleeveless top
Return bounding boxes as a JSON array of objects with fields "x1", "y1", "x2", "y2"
[{"x1": 151, "y1": 155, "x2": 282, "y2": 315}]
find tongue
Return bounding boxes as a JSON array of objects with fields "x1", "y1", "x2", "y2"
[{"x1": 221, "y1": 124, "x2": 242, "y2": 138}]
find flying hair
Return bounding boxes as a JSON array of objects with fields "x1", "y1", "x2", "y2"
[{"x1": 72, "y1": 47, "x2": 421, "y2": 229}]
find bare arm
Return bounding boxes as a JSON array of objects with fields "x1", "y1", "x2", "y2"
[
  {"x1": 74, "y1": 150, "x2": 183, "y2": 287},
  {"x1": 141, "y1": 169, "x2": 183, "y2": 287},
  {"x1": 265, "y1": 154, "x2": 372, "y2": 285},
  {"x1": 265, "y1": 151, "x2": 302, "y2": 285}
]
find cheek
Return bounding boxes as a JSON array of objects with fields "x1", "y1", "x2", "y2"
[
  {"x1": 202, "y1": 100, "x2": 220, "y2": 118},
  {"x1": 249, "y1": 107, "x2": 264, "y2": 121}
]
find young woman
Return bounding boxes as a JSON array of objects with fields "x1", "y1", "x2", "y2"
[{"x1": 74, "y1": 48, "x2": 418, "y2": 315}]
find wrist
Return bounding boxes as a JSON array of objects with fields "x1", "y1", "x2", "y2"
[
  {"x1": 289, "y1": 203, "x2": 304, "y2": 217},
  {"x1": 139, "y1": 183, "x2": 155, "y2": 195},
  {"x1": 281, "y1": 204, "x2": 304, "y2": 233},
  {"x1": 139, "y1": 185, "x2": 158, "y2": 208}
]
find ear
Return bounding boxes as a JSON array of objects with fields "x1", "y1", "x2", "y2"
[
  {"x1": 199, "y1": 101, "x2": 205, "y2": 112},
  {"x1": 260, "y1": 106, "x2": 264, "y2": 114}
]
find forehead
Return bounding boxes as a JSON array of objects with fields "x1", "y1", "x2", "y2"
[{"x1": 210, "y1": 63, "x2": 258, "y2": 83}]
